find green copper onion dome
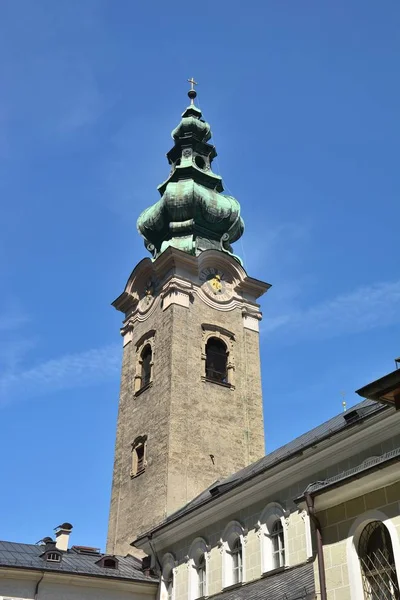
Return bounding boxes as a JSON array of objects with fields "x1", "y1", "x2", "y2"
[{"x1": 137, "y1": 82, "x2": 244, "y2": 263}]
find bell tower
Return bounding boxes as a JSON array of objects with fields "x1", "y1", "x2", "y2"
[{"x1": 106, "y1": 82, "x2": 270, "y2": 556}]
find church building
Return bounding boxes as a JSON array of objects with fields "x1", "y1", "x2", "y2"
[{"x1": 1, "y1": 83, "x2": 399, "y2": 600}]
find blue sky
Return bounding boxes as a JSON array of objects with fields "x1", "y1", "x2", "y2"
[{"x1": 0, "y1": 0, "x2": 399, "y2": 550}]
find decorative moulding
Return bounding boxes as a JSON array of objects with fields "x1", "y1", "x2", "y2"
[
  {"x1": 242, "y1": 313, "x2": 261, "y2": 332},
  {"x1": 162, "y1": 288, "x2": 191, "y2": 311},
  {"x1": 120, "y1": 318, "x2": 135, "y2": 346}
]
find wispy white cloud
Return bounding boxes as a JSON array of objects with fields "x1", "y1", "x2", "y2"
[
  {"x1": 262, "y1": 279, "x2": 400, "y2": 341},
  {"x1": 0, "y1": 344, "x2": 121, "y2": 407},
  {"x1": 0, "y1": 312, "x2": 29, "y2": 332}
]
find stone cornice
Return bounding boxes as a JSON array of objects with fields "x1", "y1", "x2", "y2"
[{"x1": 113, "y1": 249, "x2": 270, "y2": 322}]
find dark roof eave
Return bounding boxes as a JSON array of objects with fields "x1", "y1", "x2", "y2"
[
  {"x1": 356, "y1": 368, "x2": 400, "y2": 409},
  {"x1": 295, "y1": 451, "x2": 400, "y2": 503},
  {"x1": 0, "y1": 563, "x2": 158, "y2": 585}
]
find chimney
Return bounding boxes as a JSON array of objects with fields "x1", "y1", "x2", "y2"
[
  {"x1": 142, "y1": 555, "x2": 152, "y2": 576},
  {"x1": 54, "y1": 522, "x2": 73, "y2": 551}
]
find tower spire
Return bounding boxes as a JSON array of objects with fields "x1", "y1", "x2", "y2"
[
  {"x1": 187, "y1": 77, "x2": 198, "y2": 105},
  {"x1": 137, "y1": 88, "x2": 244, "y2": 263}
]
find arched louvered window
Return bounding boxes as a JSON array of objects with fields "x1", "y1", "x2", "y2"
[
  {"x1": 205, "y1": 338, "x2": 228, "y2": 383},
  {"x1": 358, "y1": 521, "x2": 399, "y2": 599}
]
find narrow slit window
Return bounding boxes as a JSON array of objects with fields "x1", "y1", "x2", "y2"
[
  {"x1": 231, "y1": 538, "x2": 243, "y2": 584},
  {"x1": 131, "y1": 436, "x2": 147, "y2": 477},
  {"x1": 196, "y1": 554, "x2": 206, "y2": 598},
  {"x1": 136, "y1": 444, "x2": 145, "y2": 473},
  {"x1": 141, "y1": 345, "x2": 152, "y2": 388}
]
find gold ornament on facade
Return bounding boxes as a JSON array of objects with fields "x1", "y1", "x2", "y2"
[
  {"x1": 138, "y1": 278, "x2": 156, "y2": 312},
  {"x1": 199, "y1": 268, "x2": 233, "y2": 302}
]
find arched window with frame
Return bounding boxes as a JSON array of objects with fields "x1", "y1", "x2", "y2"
[
  {"x1": 358, "y1": 520, "x2": 399, "y2": 599},
  {"x1": 205, "y1": 337, "x2": 228, "y2": 383},
  {"x1": 141, "y1": 344, "x2": 152, "y2": 388},
  {"x1": 188, "y1": 537, "x2": 209, "y2": 599},
  {"x1": 196, "y1": 553, "x2": 206, "y2": 598},
  {"x1": 258, "y1": 503, "x2": 288, "y2": 574},
  {"x1": 270, "y1": 520, "x2": 285, "y2": 569},
  {"x1": 221, "y1": 521, "x2": 246, "y2": 588},
  {"x1": 231, "y1": 538, "x2": 243, "y2": 584},
  {"x1": 161, "y1": 554, "x2": 175, "y2": 600}
]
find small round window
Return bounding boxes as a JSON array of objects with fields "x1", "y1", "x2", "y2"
[{"x1": 195, "y1": 156, "x2": 206, "y2": 170}]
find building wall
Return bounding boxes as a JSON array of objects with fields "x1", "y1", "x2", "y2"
[
  {"x1": 315, "y1": 480, "x2": 400, "y2": 600},
  {"x1": 107, "y1": 252, "x2": 266, "y2": 556},
  {"x1": 0, "y1": 572, "x2": 156, "y2": 600},
  {"x1": 165, "y1": 504, "x2": 312, "y2": 600},
  {"x1": 162, "y1": 497, "x2": 312, "y2": 600},
  {"x1": 156, "y1": 430, "x2": 400, "y2": 600}
]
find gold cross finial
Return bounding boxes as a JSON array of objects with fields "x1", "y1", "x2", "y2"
[{"x1": 187, "y1": 78, "x2": 198, "y2": 105}]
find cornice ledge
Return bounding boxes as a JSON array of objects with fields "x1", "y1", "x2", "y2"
[
  {"x1": 161, "y1": 276, "x2": 193, "y2": 295},
  {"x1": 113, "y1": 291, "x2": 138, "y2": 314},
  {"x1": 236, "y1": 275, "x2": 271, "y2": 300}
]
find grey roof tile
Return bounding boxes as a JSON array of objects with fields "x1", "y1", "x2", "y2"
[
  {"x1": 209, "y1": 563, "x2": 315, "y2": 600},
  {"x1": 0, "y1": 541, "x2": 157, "y2": 583}
]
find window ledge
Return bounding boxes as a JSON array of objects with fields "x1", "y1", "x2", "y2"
[
  {"x1": 261, "y1": 566, "x2": 285, "y2": 578},
  {"x1": 134, "y1": 381, "x2": 153, "y2": 398},
  {"x1": 222, "y1": 582, "x2": 243, "y2": 592},
  {"x1": 130, "y1": 468, "x2": 146, "y2": 479},
  {"x1": 201, "y1": 377, "x2": 235, "y2": 390}
]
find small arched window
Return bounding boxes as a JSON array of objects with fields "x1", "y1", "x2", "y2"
[
  {"x1": 358, "y1": 521, "x2": 399, "y2": 599},
  {"x1": 141, "y1": 344, "x2": 152, "y2": 388},
  {"x1": 103, "y1": 558, "x2": 117, "y2": 568},
  {"x1": 205, "y1": 338, "x2": 228, "y2": 383},
  {"x1": 231, "y1": 538, "x2": 243, "y2": 584},
  {"x1": 195, "y1": 155, "x2": 206, "y2": 170},
  {"x1": 131, "y1": 435, "x2": 147, "y2": 477},
  {"x1": 96, "y1": 555, "x2": 119, "y2": 569},
  {"x1": 271, "y1": 520, "x2": 285, "y2": 569}
]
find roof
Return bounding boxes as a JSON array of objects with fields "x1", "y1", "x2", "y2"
[
  {"x1": 302, "y1": 445, "x2": 400, "y2": 496},
  {"x1": 356, "y1": 367, "x2": 400, "y2": 409},
  {"x1": 208, "y1": 563, "x2": 315, "y2": 600},
  {"x1": 142, "y1": 399, "x2": 385, "y2": 533},
  {"x1": 0, "y1": 541, "x2": 157, "y2": 583}
]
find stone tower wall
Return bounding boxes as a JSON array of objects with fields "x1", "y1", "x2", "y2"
[{"x1": 106, "y1": 249, "x2": 268, "y2": 556}]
